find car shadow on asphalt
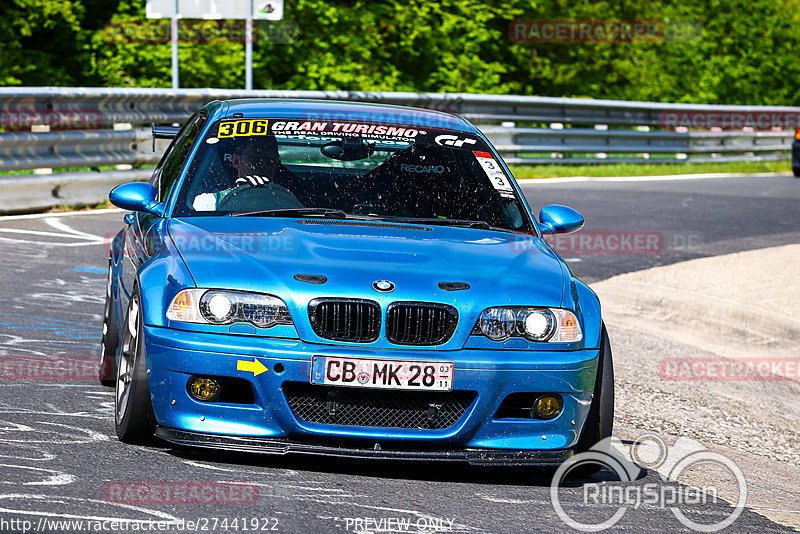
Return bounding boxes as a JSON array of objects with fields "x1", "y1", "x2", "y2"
[{"x1": 161, "y1": 439, "x2": 649, "y2": 488}]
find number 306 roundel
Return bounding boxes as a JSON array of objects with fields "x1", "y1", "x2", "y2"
[{"x1": 311, "y1": 356, "x2": 454, "y2": 391}]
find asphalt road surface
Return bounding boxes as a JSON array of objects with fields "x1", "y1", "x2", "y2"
[{"x1": 0, "y1": 174, "x2": 798, "y2": 533}]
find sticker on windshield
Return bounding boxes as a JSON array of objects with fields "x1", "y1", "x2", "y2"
[
  {"x1": 400, "y1": 163, "x2": 445, "y2": 174},
  {"x1": 435, "y1": 134, "x2": 477, "y2": 148},
  {"x1": 473, "y1": 151, "x2": 515, "y2": 197},
  {"x1": 270, "y1": 120, "x2": 423, "y2": 142},
  {"x1": 218, "y1": 119, "x2": 269, "y2": 138}
]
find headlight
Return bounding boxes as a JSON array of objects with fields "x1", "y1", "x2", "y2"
[
  {"x1": 472, "y1": 307, "x2": 581, "y2": 343},
  {"x1": 477, "y1": 307, "x2": 516, "y2": 341},
  {"x1": 518, "y1": 308, "x2": 556, "y2": 341},
  {"x1": 167, "y1": 289, "x2": 292, "y2": 328}
]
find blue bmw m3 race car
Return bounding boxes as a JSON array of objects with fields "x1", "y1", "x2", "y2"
[{"x1": 100, "y1": 99, "x2": 613, "y2": 467}]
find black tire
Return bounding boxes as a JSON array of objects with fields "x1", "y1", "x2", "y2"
[
  {"x1": 570, "y1": 323, "x2": 615, "y2": 476},
  {"x1": 115, "y1": 290, "x2": 156, "y2": 443},
  {"x1": 793, "y1": 167, "x2": 800, "y2": 178},
  {"x1": 99, "y1": 258, "x2": 118, "y2": 387}
]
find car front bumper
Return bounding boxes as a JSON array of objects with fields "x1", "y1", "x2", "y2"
[{"x1": 144, "y1": 325, "x2": 600, "y2": 460}]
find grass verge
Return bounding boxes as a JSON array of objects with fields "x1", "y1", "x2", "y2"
[{"x1": 510, "y1": 160, "x2": 791, "y2": 179}]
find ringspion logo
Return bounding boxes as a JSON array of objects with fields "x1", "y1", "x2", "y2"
[{"x1": 551, "y1": 435, "x2": 746, "y2": 531}]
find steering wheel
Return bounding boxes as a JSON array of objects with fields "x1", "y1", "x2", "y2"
[{"x1": 217, "y1": 182, "x2": 303, "y2": 212}]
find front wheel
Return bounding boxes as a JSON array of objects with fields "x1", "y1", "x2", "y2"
[
  {"x1": 115, "y1": 290, "x2": 156, "y2": 443},
  {"x1": 570, "y1": 323, "x2": 615, "y2": 475},
  {"x1": 99, "y1": 258, "x2": 118, "y2": 387}
]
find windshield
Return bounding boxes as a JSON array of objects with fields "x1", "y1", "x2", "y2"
[{"x1": 174, "y1": 118, "x2": 530, "y2": 232}]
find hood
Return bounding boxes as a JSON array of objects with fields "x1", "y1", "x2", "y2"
[{"x1": 168, "y1": 217, "x2": 566, "y2": 348}]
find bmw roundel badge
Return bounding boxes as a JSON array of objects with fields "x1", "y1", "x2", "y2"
[{"x1": 373, "y1": 280, "x2": 395, "y2": 292}]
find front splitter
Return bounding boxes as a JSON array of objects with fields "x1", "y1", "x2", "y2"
[{"x1": 155, "y1": 426, "x2": 573, "y2": 467}]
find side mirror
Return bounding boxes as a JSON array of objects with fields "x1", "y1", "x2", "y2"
[
  {"x1": 538, "y1": 204, "x2": 584, "y2": 235},
  {"x1": 109, "y1": 182, "x2": 164, "y2": 216}
]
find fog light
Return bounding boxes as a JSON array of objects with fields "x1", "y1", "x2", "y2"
[
  {"x1": 532, "y1": 394, "x2": 562, "y2": 419},
  {"x1": 188, "y1": 377, "x2": 219, "y2": 402}
]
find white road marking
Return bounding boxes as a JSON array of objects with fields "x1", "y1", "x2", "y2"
[
  {"x1": 475, "y1": 493, "x2": 539, "y2": 504},
  {"x1": 0, "y1": 464, "x2": 76, "y2": 486},
  {"x1": 0, "y1": 229, "x2": 89, "y2": 239},
  {"x1": 44, "y1": 217, "x2": 104, "y2": 241},
  {"x1": 181, "y1": 460, "x2": 239, "y2": 472},
  {"x1": 0, "y1": 208, "x2": 122, "y2": 222},
  {"x1": 518, "y1": 172, "x2": 786, "y2": 184},
  {"x1": 0, "y1": 211, "x2": 109, "y2": 248},
  {"x1": 0, "y1": 409, "x2": 106, "y2": 421},
  {"x1": 0, "y1": 493, "x2": 180, "y2": 523},
  {"x1": 0, "y1": 384, "x2": 103, "y2": 388},
  {"x1": 0, "y1": 236, "x2": 102, "y2": 248},
  {"x1": 0, "y1": 420, "x2": 110, "y2": 444},
  {"x1": 0, "y1": 447, "x2": 56, "y2": 462},
  {"x1": 182, "y1": 459, "x2": 300, "y2": 477}
]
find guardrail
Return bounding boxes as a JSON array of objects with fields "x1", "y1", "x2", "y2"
[{"x1": 1, "y1": 87, "x2": 797, "y2": 212}]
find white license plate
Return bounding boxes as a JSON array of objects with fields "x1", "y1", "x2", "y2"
[{"x1": 310, "y1": 356, "x2": 454, "y2": 391}]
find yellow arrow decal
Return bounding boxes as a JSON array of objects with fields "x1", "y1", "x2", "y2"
[{"x1": 237, "y1": 358, "x2": 268, "y2": 377}]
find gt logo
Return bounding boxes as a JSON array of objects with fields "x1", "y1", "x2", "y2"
[{"x1": 434, "y1": 135, "x2": 477, "y2": 148}]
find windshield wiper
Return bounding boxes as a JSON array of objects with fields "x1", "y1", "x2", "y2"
[
  {"x1": 382, "y1": 217, "x2": 492, "y2": 230},
  {"x1": 231, "y1": 208, "x2": 347, "y2": 219}
]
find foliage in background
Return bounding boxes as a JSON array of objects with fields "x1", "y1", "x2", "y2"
[{"x1": 2, "y1": 0, "x2": 800, "y2": 105}]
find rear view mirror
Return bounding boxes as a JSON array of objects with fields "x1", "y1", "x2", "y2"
[{"x1": 321, "y1": 138, "x2": 375, "y2": 161}]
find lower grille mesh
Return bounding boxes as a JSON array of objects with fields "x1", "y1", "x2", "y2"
[{"x1": 283, "y1": 382, "x2": 477, "y2": 430}]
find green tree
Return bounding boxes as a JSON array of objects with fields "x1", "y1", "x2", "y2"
[
  {"x1": 0, "y1": 0, "x2": 84, "y2": 85},
  {"x1": 2, "y1": 0, "x2": 800, "y2": 106}
]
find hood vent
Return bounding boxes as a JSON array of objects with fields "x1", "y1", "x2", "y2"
[
  {"x1": 295, "y1": 220, "x2": 432, "y2": 231},
  {"x1": 438, "y1": 282, "x2": 470, "y2": 291},
  {"x1": 294, "y1": 274, "x2": 327, "y2": 285}
]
